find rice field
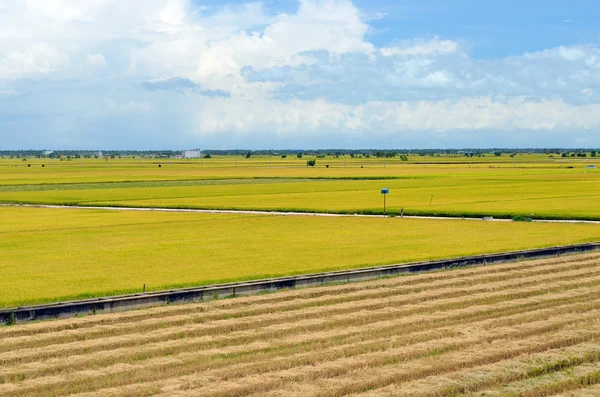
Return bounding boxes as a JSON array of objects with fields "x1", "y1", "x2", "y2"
[
  {"x1": 2, "y1": 252, "x2": 600, "y2": 396},
  {"x1": 3, "y1": 206, "x2": 600, "y2": 308},
  {"x1": 1, "y1": 160, "x2": 599, "y2": 220}
]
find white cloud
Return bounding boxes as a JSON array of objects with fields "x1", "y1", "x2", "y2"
[
  {"x1": 581, "y1": 88, "x2": 594, "y2": 96},
  {"x1": 132, "y1": 0, "x2": 373, "y2": 81},
  {"x1": 0, "y1": 43, "x2": 66, "y2": 78},
  {"x1": 192, "y1": 95, "x2": 600, "y2": 135},
  {"x1": 523, "y1": 45, "x2": 590, "y2": 62},
  {"x1": 381, "y1": 37, "x2": 458, "y2": 57},
  {"x1": 85, "y1": 53, "x2": 106, "y2": 68},
  {"x1": 365, "y1": 12, "x2": 387, "y2": 21},
  {"x1": 0, "y1": 0, "x2": 599, "y2": 148}
]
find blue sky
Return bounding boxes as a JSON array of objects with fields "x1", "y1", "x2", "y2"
[{"x1": 1, "y1": 0, "x2": 600, "y2": 149}]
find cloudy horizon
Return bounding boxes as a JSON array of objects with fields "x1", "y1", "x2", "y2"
[{"x1": 1, "y1": 0, "x2": 600, "y2": 150}]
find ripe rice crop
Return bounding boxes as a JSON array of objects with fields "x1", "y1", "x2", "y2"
[
  {"x1": 1, "y1": 157, "x2": 599, "y2": 220},
  {"x1": 1, "y1": 253, "x2": 600, "y2": 396},
  {"x1": 2, "y1": 206, "x2": 600, "y2": 308}
]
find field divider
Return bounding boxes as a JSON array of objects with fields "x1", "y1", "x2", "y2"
[
  {"x1": 4, "y1": 203, "x2": 600, "y2": 224},
  {"x1": 1, "y1": 242, "x2": 599, "y2": 325}
]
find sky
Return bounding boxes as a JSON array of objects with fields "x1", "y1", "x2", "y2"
[{"x1": 1, "y1": 0, "x2": 600, "y2": 149}]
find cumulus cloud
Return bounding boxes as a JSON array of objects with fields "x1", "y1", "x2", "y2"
[
  {"x1": 244, "y1": 43, "x2": 600, "y2": 105},
  {"x1": 193, "y1": 96, "x2": 600, "y2": 134},
  {"x1": 0, "y1": 0, "x2": 599, "y2": 148}
]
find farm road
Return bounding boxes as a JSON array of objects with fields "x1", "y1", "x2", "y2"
[{"x1": 2, "y1": 203, "x2": 600, "y2": 224}]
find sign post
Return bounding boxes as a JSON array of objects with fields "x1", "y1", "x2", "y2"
[{"x1": 381, "y1": 188, "x2": 389, "y2": 216}]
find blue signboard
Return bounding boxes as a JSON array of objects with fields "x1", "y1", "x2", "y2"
[{"x1": 381, "y1": 188, "x2": 389, "y2": 194}]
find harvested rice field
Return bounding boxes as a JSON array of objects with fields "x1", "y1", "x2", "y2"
[{"x1": 2, "y1": 252, "x2": 600, "y2": 396}]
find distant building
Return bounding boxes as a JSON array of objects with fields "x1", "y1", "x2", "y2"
[
  {"x1": 96, "y1": 151, "x2": 103, "y2": 157},
  {"x1": 182, "y1": 150, "x2": 201, "y2": 159},
  {"x1": 43, "y1": 150, "x2": 54, "y2": 156},
  {"x1": 587, "y1": 165, "x2": 597, "y2": 169}
]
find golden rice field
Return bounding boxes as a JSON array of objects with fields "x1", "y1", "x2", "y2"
[
  {"x1": 1, "y1": 156, "x2": 599, "y2": 220},
  {"x1": 0, "y1": 154, "x2": 594, "y2": 185},
  {"x1": 2, "y1": 206, "x2": 600, "y2": 308},
  {"x1": 2, "y1": 252, "x2": 600, "y2": 396}
]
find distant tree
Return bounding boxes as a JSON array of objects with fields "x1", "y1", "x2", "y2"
[
  {"x1": 592, "y1": 151, "x2": 597, "y2": 157},
  {"x1": 203, "y1": 153, "x2": 211, "y2": 159},
  {"x1": 245, "y1": 152, "x2": 252, "y2": 158},
  {"x1": 494, "y1": 151, "x2": 502, "y2": 157},
  {"x1": 400, "y1": 155, "x2": 408, "y2": 161},
  {"x1": 297, "y1": 153, "x2": 303, "y2": 159},
  {"x1": 306, "y1": 159, "x2": 316, "y2": 167},
  {"x1": 281, "y1": 154, "x2": 287, "y2": 158}
]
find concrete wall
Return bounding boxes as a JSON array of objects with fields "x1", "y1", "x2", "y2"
[{"x1": 1, "y1": 242, "x2": 599, "y2": 325}]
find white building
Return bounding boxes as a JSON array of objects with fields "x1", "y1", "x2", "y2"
[{"x1": 183, "y1": 150, "x2": 201, "y2": 159}]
